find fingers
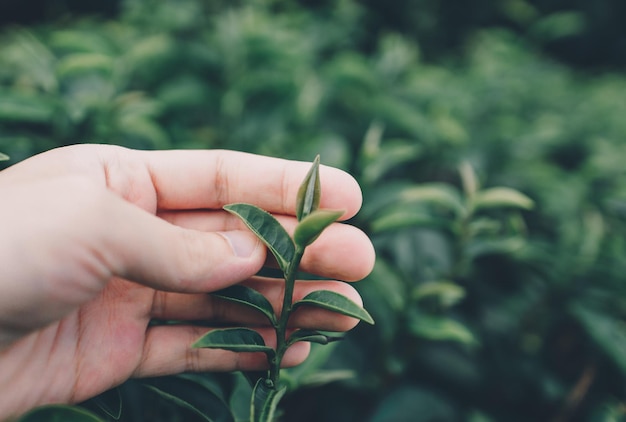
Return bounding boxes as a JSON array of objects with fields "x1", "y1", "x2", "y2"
[
  {"x1": 0, "y1": 145, "x2": 364, "y2": 219},
  {"x1": 133, "y1": 325, "x2": 310, "y2": 378},
  {"x1": 159, "y1": 210, "x2": 376, "y2": 282},
  {"x1": 150, "y1": 279, "x2": 363, "y2": 332},
  {"x1": 138, "y1": 149, "x2": 363, "y2": 218}
]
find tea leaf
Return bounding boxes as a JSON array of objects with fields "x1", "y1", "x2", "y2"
[
  {"x1": 56, "y1": 53, "x2": 115, "y2": 78},
  {"x1": 398, "y1": 183, "x2": 465, "y2": 215},
  {"x1": 459, "y1": 161, "x2": 479, "y2": 198},
  {"x1": 0, "y1": 94, "x2": 56, "y2": 124},
  {"x1": 370, "y1": 208, "x2": 451, "y2": 233},
  {"x1": 293, "y1": 290, "x2": 375, "y2": 325},
  {"x1": 472, "y1": 187, "x2": 534, "y2": 211},
  {"x1": 192, "y1": 328, "x2": 275, "y2": 357},
  {"x1": 408, "y1": 314, "x2": 476, "y2": 345},
  {"x1": 224, "y1": 203, "x2": 295, "y2": 272},
  {"x1": 88, "y1": 388, "x2": 122, "y2": 420},
  {"x1": 17, "y1": 405, "x2": 105, "y2": 422},
  {"x1": 143, "y1": 386, "x2": 219, "y2": 422},
  {"x1": 145, "y1": 374, "x2": 234, "y2": 420},
  {"x1": 213, "y1": 285, "x2": 277, "y2": 326},
  {"x1": 286, "y1": 329, "x2": 344, "y2": 346},
  {"x1": 295, "y1": 155, "x2": 321, "y2": 221},
  {"x1": 571, "y1": 304, "x2": 626, "y2": 376},
  {"x1": 250, "y1": 379, "x2": 287, "y2": 422},
  {"x1": 293, "y1": 209, "x2": 344, "y2": 248},
  {"x1": 412, "y1": 281, "x2": 466, "y2": 308}
]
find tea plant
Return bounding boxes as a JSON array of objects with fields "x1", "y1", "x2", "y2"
[{"x1": 191, "y1": 155, "x2": 373, "y2": 422}]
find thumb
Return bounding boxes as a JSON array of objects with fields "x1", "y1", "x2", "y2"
[{"x1": 104, "y1": 200, "x2": 267, "y2": 292}]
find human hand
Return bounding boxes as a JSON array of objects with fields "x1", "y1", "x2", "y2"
[{"x1": 0, "y1": 144, "x2": 375, "y2": 418}]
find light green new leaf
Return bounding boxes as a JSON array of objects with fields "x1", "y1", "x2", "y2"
[
  {"x1": 0, "y1": 152, "x2": 9, "y2": 161},
  {"x1": 398, "y1": 183, "x2": 465, "y2": 215},
  {"x1": 224, "y1": 203, "x2": 295, "y2": 272},
  {"x1": 251, "y1": 379, "x2": 287, "y2": 422},
  {"x1": 295, "y1": 155, "x2": 321, "y2": 221},
  {"x1": 286, "y1": 329, "x2": 345, "y2": 346},
  {"x1": 293, "y1": 290, "x2": 374, "y2": 325},
  {"x1": 18, "y1": 405, "x2": 105, "y2": 422},
  {"x1": 472, "y1": 187, "x2": 534, "y2": 211},
  {"x1": 412, "y1": 281, "x2": 466, "y2": 308},
  {"x1": 192, "y1": 328, "x2": 275, "y2": 357},
  {"x1": 293, "y1": 209, "x2": 344, "y2": 248},
  {"x1": 370, "y1": 208, "x2": 452, "y2": 233},
  {"x1": 213, "y1": 285, "x2": 277, "y2": 326},
  {"x1": 0, "y1": 94, "x2": 56, "y2": 124},
  {"x1": 56, "y1": 53, "x2": 115, "y2": 78},
  {"x1": 408, "y1": 314, "x2": 476, "y2": 345}
]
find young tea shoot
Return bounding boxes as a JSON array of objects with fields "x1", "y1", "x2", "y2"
[{"x1": 192, "y1": 155, "x2": 374, "y2": 421}]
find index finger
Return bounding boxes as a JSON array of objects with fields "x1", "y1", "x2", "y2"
[{"x1": 140, "y1": 149, "x2": 363, "y2": 218}]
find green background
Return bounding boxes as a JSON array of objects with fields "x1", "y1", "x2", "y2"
[{"x1": 3, "y1": 0, "x2": 626, "y2": 421}]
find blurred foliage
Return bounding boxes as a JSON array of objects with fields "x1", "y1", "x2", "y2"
[{"x1": 4, "y1": 0, "x2": 626, "y2": 421}]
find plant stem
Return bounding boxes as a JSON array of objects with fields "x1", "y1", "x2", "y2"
[{"x1": 268, "y1": 246, "x2": 305, "y2": 387}]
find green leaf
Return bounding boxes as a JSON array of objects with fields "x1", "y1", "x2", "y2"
[
  {"x1": 286, "y1": 329, "x2": 345, "y2": 346},
  {"x1": 142, "y1": 375, "x2": 235, "y2": 422},
  {"x1": 0, "y1": 93, "x2": 57, "y2": 124},
  {"x1": 18, "y1": 405, "x2": 105, "y2": 422},
  {"x1": 224, "y1": 203, "x2": 295, "y2": 272},
  {"x1": 398, "y1": 183, "x2": 465, "y2": 215},
  {"x1": 213, "y1": 285, "x2": 277, "y2": 326},
  {"x1": 472, "y1": 187, "x2": 534, "y2": 211},
  {"x1": 251, "y1": 379, "x2": 287, "y2": 422},
  {"x1": 466, "y1": 236, "x2": 527, "y2": 260},
  {"x1": 296, "y1": 155, "x2": 321, "y2": 221},
  {"x1": 295, "y1": 369, "x2": 356, "y2": 388},
  {"x1": 361, "y1": 140, "x2": 422, "y2": 184},
  {"x1": 459, "y1": 161, "x2": 479, "y2": 198},
  {"x1": 143, "y1": 385, "x2": 216, "y2": 422},
  {"x1": 412, "y1": 281, "x2": 466, "y2": 308},
  {"x1": 369, "y1": 386, "x2": 456, "y2": 422},
  {"x1": 229, "y1": 373, "x2": 254, "y2": 422},
  {"x1": 56, "y1": 53, "x2": 115, "y2": 78},
  {"x1": 0, "y1": 152, "x2": 9, "y2": 161},
  {"x1": 293, "y1": 290, "x2": 374, "y2": 325},
  {"x1": 571, "y1": 304, "x2": 626, "y2": 376},
  {"x1": 192, "y1": 328, "x2": 275, "y2": 357},
  {"x1": 370, "y1": 208, "x2": 452, "y2": 233},
  {"x1": 408, "y1": 313, "x2": 476, "y2": 345},
  {"x1": 293, "y1": 209, "x2": 344, "y2": 248},
  {"x1": 87, "y1": 388, "x2": 122, "y2": 420}
]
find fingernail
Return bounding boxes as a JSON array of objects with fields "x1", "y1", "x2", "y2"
[{"x1": 219, "y1": 231, "x2": 258, "y2": 258}]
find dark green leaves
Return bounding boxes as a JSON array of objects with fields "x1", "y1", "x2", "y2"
[
  {"x1": 143, "y1": 386, "x2": 217, "y2": 422},
  {"x1": 296, "y1": 154, "x2": 321, "y2": 221},
  {"x1": 251, "y1": 379, "x2": 287, "y2": 422},
  {"x1": 213, "y1": 285, "x2": 277, "y2": 326},
  {"x1": 18, "y1": 405, "x2": 105, "y2": 422},
  {"x1": 293, "y1": 290, "x2": 375, "y2": 325},
  {"x1": 294, "y1": 209, "x2": 344, "y2": 248},
  {"x1": 192, "y1": 328, "x2": 275, "y2": 358},
  {"x1": 287, "y1": 329, "x2": 345, "y2": 346},
  {"x1": 224, "y1": 203, "x2": 295, "y2": 272}
]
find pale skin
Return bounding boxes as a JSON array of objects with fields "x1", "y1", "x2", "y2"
[{"x1": 0, "y1": 144, "x2": 375, "y2": 419}]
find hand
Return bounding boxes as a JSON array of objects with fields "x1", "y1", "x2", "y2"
[{"x1": 0, "y1": 144, "x2": 375, "y2": 418}]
